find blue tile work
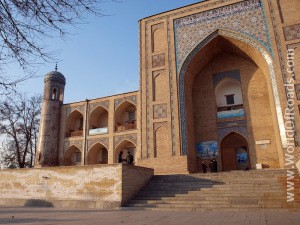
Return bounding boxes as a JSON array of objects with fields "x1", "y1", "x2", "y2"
[
  {"x1": 175, "y1": 0, "x2": 276, "y2": 155},
  {"x1": 217, "y1": 126, "x2": 248, "y2": 142},
  {"x1": 174, "y1": 0, "x2": 273, "y2": 70}
]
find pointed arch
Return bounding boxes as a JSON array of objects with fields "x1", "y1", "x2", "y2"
[
  {"x1": 87, "y1": 142, "x2": 108, "y2": 165},
  {"x1": 66, "y1": 110, "x2": 84, "y2": 137},
  {"x1": 220, "y1": 132, "x2": 249, "y2": 171},
  {"x1": 115, "y1": 101, "x2": 137, "y2": 132},
  {"x1": 178, "y1": 28, "x2": 286, "y2": 156},
  {"x1": 64, "y1": 145, "x2": 82, "y2": 166},
  {"x1": 89, "y1": 106, "x2": 108, "y2": 135},
  {"x1": 114, "y1": 139, "x2": 137, "y2": 164}
]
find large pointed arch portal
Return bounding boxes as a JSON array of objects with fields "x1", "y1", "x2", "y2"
[{"x1": 178, "y1": 29, "x2": 286, "y2": 160}]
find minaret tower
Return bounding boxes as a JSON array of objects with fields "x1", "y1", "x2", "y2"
[{"x1": 35, "y1": 68, "x2": 66, "y2": 167}]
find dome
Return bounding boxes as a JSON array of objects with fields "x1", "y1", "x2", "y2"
[{"x1": 44, "y1": 71, "x2": 66, "y2": 85}]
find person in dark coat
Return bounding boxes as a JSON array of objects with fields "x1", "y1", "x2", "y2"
[
  {"x1": 201, "y1": 161, "x2": 207, "y2": 173},
  {"x1": 209, "y1": 160, "x2": 214, "y2": 173},
  {"x1": 126, "y1": 151, "x2": 134, "y2": 165},
  {"x1": 118, "y1": 151, "x2": 123, "y2": 163},
  {"x1": 212, "y1": 158, "x2": 218, "y2": 173}
]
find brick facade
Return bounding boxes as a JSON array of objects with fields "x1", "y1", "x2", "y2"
[{"x1": 37, "y1": 0, "x2": 300, "y2": 174}]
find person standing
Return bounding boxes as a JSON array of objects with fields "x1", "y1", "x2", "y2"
[
  {"x1": 201, "y1": 161, "x2": 207, "y2": 173},
  {"x1": 126, "y1": 151, "x2": 134, "y2": 165},
  {"x1": 212, "y1": 158, "x2": 218, "y2": 173},
  {"x1": 118, "y1": 151, "x2": 124, "y2": 163}
]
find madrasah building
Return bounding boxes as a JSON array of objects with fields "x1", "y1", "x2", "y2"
[{"x1": 35, "y1": 0, "x2": 300, "y2": 174}]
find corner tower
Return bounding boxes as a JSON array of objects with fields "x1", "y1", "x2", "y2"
[{"x1": 35, "y1": 71, "x2": 66, "y2": 167}]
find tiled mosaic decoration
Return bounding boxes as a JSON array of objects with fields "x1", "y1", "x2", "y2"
[
  {"x1": 114, "y1": 134, "x2": 137, "y2": 149},
  {"x1": 114, "y1": 95, "x2": 137, "y2": 110},
  {"x1": 174, "y1": 0, "x2": 272, "y2": 70},
  {"x1": 153, "y1": 104, "x2": 167, "y2": 119},
  {"x1": 283, "y1": 24, "x2": 300, "y2": 41}
]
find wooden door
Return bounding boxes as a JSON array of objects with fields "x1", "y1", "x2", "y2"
[{"x1": 221, "y1": 147, "x2": 237, "y2": 171}]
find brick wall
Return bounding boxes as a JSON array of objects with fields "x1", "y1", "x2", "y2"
[
  {"x1": 0, "y1": 164, "x2": 153, "y2": 208},
  {"x1": 121, "y1": 165, "x2": 154, "y2": 205}
]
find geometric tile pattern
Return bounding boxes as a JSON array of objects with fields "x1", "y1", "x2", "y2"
[
  {"x1": 87, "y1": 137, "x2": 109, "y2": 151},
  {"x1": 114, "y1": 134, "x2": 137, "y2": 149},
  {"x1": 283, "y1": 24, "x2": 300, "y2": 41},
  {"x1": 66, "y1": 105, "x2": 85, "y2": 117},
  {"x1": 114, "y1": 95, "x2": 137, "y2": 110},
  {"x1": 89, "y1": 100, "x2": 109, "y2": 113},
  {"x1": 63, "y1": 140, "x2": 83, "y2": 153},
  {"x1": 152, "y1": 53, "x2": 165, "y2": 68},
  {"x1": 217, "y1": 126, "x2": 248, "y2": 142},
  {"x1": 153, "y1": 104, "x2": 167, "y2": 119},
  {"x1": 174, "y1": 0, "x2": 272, "y2": 70}
]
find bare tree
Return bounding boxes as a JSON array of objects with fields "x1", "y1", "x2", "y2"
[
  {"x1": 0, "y1": 93, "x2": 42, "y2": 168},
  {"x1": 0, "y1": 0, "x2": 111, "y2": 92}
]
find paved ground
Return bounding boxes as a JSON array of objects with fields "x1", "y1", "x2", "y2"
[{"x1": 0, "y1": 208, "x2": 299, "y2": 225}]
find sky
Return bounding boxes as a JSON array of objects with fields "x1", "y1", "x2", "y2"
[{"x1": 14, "y1": 0, "x2": 202, "y2": 104}]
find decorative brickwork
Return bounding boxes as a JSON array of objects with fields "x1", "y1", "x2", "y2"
[
  {"x1": 66, "y1": 105, "x2": 85, "y2": 117},
  {"x1": 152, "y1": 53, "x2": 165, "y2": 68},
  {"x1": 283, "y1": 24, "x2": 300, "y2": 41},
  {"x1": 114, "y1": 95, "x2": 137, "y2": 110},
  {"x1": 89, "y1": 100, "x2": 109, "y2": 112},
  {"x1": 64, "y1": 140, "x2": 83, "y2": 152},
  {"x1": 114, "y1": 134, "x2": 137, "y2": 149},
  {"x1": 174, "y1": 0, "x2": 272, "y2": 69},
  {"x1": 153, "y1": 104, "x2": 167, "y2": 119},
  {"x1": 87, "y1": 137, "x2": 109, "y2": 150}
]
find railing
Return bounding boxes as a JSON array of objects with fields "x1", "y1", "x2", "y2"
[
  {"x1": 65, "y1": 130, "x2": 83, "y2": 138},
  {"x1": 217, "y1": 108, "x2": 245, "y2": 120},
  {"x1": 89, "y1": 127, "x2": 108, "y2": 135},
  {"x1": 115, "y1": 121, "x2": 137, "y2": 132}
]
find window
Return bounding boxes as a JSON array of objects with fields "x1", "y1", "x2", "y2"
[
  {"x1": 52, "y1": 88, "x2": 57, "y2": 100},
  {"x1": 225, "y1": 94, "x2": 235, "y2": 105}
]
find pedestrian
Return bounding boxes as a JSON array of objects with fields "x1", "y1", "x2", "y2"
[
  {"x1": 201, "y1": 161, "x2": 207, "y2": 173},
  {"x1": 118, "y1": 151, "x2": 123, "y2": 163},
  {"x1": 212, "y1": 158, "x2": 218, "y2": 173},
  {"x1": 126, "y1": 151, "x2": 134, "y2": 165},
  {"x1": 209, "y1": 159, "x2": 214, "y2": 173}
]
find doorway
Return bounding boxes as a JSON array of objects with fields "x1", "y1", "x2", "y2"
[{"x1": 221, "y1": 132, "x2": 249, "y2": 171}]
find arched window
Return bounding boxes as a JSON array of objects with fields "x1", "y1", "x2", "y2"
[
  {"x1": 52, "y1": 88, "x2": 58, "y2": 100},
  {"x1": 215, "y1": 78, "x2": 243, "y2": 111}
]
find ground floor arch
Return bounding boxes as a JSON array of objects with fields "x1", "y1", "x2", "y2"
[
  {"x1": 114, "y1": 140, "x2": 136, "y2": 164},
  {"x1": 64, "y1": 146, "x2": 82, "y2": 166},
  {"x1": 87, "y1": 143, "x2": 108, "y2": 165},
  {"x1": 220, "y1": 132, "x2": 249, "y2": 171}
]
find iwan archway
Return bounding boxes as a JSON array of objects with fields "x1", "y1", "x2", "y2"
[{"x1": 178, "y1": 29, "x2": 286, "y2": 172}]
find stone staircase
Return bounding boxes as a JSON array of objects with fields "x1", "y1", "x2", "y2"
[{"x1": 125, "y1": 169, "x2": 300, "y2": 211}]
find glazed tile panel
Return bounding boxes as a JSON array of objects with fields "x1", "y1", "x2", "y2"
[{"x1": 174, "y1": 0, "x2": 272, "y2": 69}]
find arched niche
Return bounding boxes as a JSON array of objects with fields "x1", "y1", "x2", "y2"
[
  {"x1": 114, "y1": 140, "x2": 136, "y2": 164},
  {"x1": 115, "y1": 101, "x2": 137, "y2": 132},
  {"x1": 66, "y1": 110, "x2": 84, "y2": 137},
  {"x1": 178, "y1": 29, "x2": 285, "y2": 170},
  {"x1": 215, "y1": 78, "x2": 243, "y2": 108},
  {"x1": 89, "y1": 106, "x2": 108, "y2": 135},
  {"x1": 87, "y1": 143, "x2": 108, "y2": 165},
  {"x1": 64, "y1": 145, "x2": 82, "y2": 166}
]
